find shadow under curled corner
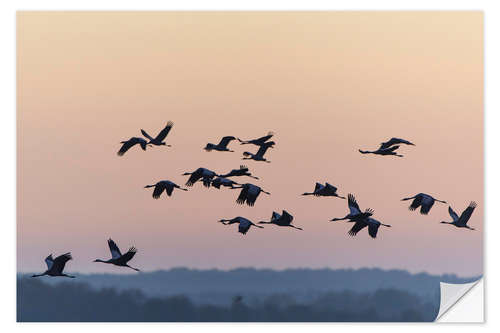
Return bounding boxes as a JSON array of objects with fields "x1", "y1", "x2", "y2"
[{"x1": 435, "y1": 278, "x2": 484, "y2": 322}]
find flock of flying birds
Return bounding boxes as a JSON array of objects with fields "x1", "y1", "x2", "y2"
[{"x1": 31, "y1": 122, "x2": 478, "y2": 278}]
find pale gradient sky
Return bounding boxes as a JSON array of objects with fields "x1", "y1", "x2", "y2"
[{"x1": 17, "y1": 11, "x2": 483, "y2": 276}]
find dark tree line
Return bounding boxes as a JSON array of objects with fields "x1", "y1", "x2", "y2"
[{"x1": 17, "y1": 278, "x2": 438, "y2": 322}]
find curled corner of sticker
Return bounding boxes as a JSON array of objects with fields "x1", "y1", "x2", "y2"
[{"x1": 435, "y1": 278, "x2": 483, "y2": 322}]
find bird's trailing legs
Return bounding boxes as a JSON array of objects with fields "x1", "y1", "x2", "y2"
[{"x1": 126, "y1": 265, "x2": 140, "y2": 272}]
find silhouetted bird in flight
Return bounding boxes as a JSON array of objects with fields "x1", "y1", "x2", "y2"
[
  {"x1": 211, "y1": 177, "x2": 240, "y2": 189},
  {"x1": 359, "y1": 145, "x2": 403, "y2": 157},
  {"x1": 144, "y1": 180, "x2": 188, "y2": 199},
  {"x1": 182, "y1": 167, "x2": 218, "y2": 188},
  {"x1": 259, "y1": 210, "x2": 303, "y2": 230},
  {"x1": 32, "y1": 252, "x2": 75, "y2": 278},
  {"x1": 441, "y1": 202, "x2": 477, "y2": 230},
  {"x1": 204, "y1": 136, "x2": 238, "y2": 152},
  {"x1": 219, "y1": 216, "x2": 264, "y2": 235},
  {"x1": 219, "y1": 165, "x2": 259, "y2": 180},
  {"x1": 231, "y1": 183, "x2": 270, "y2": 207},
  {"x1": 242, "y1": 142, "x2": 274, "y2": 163},
  {"x1": 330, "y1": 194, "x2": 374, "y2": 223},
  {"x1": 401, "y1": 193, "x2": 447, "y2": 215},
  {"x1": 379, "y1": 137, "x2": 415, "y2": 150},
  {"x1": 302, "y1": 182, "x2": 346, "y2": 199},
  {"x1": 348, "y1": 217, "x2": 391, "y2": 238},
  {"x1": 238, "y1": 131, "x2": 274, "y2": 146},
  {"x1": 94, "y1": 239, "x2": 140, "y2": 272},
  {"x1": 141, "y1": 121, "x2": 174, "y2": 146},
  {"x1": 117, "y1": 137, "x2": 149, "y2": 156}
]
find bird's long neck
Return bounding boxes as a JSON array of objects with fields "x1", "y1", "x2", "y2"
[
  {"x1": 144, "y1": 185, "x2": 155, "y2": 188},
  {"x1": 31, "y1": 272, "x2": 47, "y2": 278},
  {"x1": 401, "y1": 196, "x2": 416, "y2": 201},
  {"x1": 358, "y1": 149, "x2": 372, "y2": 154},
  {"x1": 258, "y1": 221, "x2": 272, "y2": 224},
  {"x1": 63, "y1": 273, "x2": 76, "y2": 278},
  {"x1": 302, "y1": 192, "x2": 313, "y2": 196},
  {"x1": 435, "y1": 199, "x2": 447, "y2": 204},
  {"x1": 381, "y1": 223, "x2": 391, "y2": 227},
  {"x1": 291, "y1": 225, "x2": 303, "y2": 230},
  {"x1": 94, "y1": 259, "x2": 108, "y2": 263}
]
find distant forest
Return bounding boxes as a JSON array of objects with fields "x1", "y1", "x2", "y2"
[
  {"x1": 18, "y1": 277, "x2": 440, "y2": 322},
  {"x1": 18, "y1": 268, "x2": 480, "y2": 322}
]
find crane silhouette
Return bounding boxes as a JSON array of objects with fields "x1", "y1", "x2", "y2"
[
  {"x1": 144, "y1": 180, "x2": 188, "y2": 198},
  {"x1": 32, "y1": 252, "x2": 75, "y2": 278},
  {"x1": 211, "y1": 177, "x2": 240, "y2": 189},
  {"x1": 401, "y1": 193, "x2": 447, "y2": 215},
  {"x1": 141, "y1": 121, "x2": 174, "y2": 146},
  {"x1": 182, "y1": 167, "x2": 218, "y2": 188},
  {"x1": 219, "y1": 165, "x2": 259, "y2": 180},
  {"x1": 259, "y1": 210, "x2": 303, "y2": 230},
  {"x1": 204, "y1": 136, "x2": 237, "y2": 152},
  {"x1": 379, "y1": 137, "x2": 415, "y2": 150},
  {"x1": 330, "y1": 194, "x2": 374, "y2": 222},
  {"x1": 94, "y1": 239, "x2": 140, "y2": 272},
  {"x1": 237, "y1": 132, "x2": 274, "y2": 146},
  {"x1": 348, "y1": 217, "x2": 391, "y2": 238},
  {"x1": 219, "y1": 216, "x2": 264, "y2": 235},
  {"x1": 441, "y1": 202, "x2": 477, "y2": 230},
  {"x1": 302, "y1": 182, "x2": 346, "y2": 199},
  {"x1": 359, "y1": 145, "x2": 403, "y2": 157},
  {"x1": 117, "y1": 137, "x2": 149, "y2": 156},
  {"x1": 231, "y1": 183, "x2": 270, "y2": 206},
  {"x1": 242, "y1": 142, "x2": 274, "y2": 163}
]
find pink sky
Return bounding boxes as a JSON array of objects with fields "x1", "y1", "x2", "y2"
[{"x1": 17, "y1": 12, "x2": 483, "y2": 276}]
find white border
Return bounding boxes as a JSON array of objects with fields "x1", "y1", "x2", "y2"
[{"x1": 2, "y1": 0, "x2": 497, "y2": 331}]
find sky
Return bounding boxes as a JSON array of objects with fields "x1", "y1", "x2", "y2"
[{"x1": 17, "y1": 11, "x2": 483, "y2": 276}]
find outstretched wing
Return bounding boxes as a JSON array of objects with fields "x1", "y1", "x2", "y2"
[
  {"x1": 347, "y1": 194, "x2": 362, "y2": 215},
  {"x1": 186, "y1": 168, "x2": 204, "y2": 186},
  {"x1": 271, "y1": 211, "x2": 281, "y2": 221},
  {"x1": 45, "y1": 254, "x2": 54, "y2": 270},
  {"x1": 379, "y1": 138, "x2": 399, "y2": 149},
  {"x1": 255, "y1": 145, "x2": 271, "y2": 157},
  {"x1": 121, "y1": 247, "x2": 138, "y2": 263},
  {"x1": 152, "y1": 183, "x2": 166, "y2": 199},
  {"x1": 383, "y1": 145, "x2": 400, "y2": 153},
  {"x1": 218, "y1": 136, "x2": 235, "y2": 148},
  {"x1": 281, "y1": 210, "x2": 293, "y2": 224},
  {"x1": 419, "y1": 196, "x2": 435, "y2": 215},
  {"x1": 314, "y1": 182, "x2": 323, "y2": 193},
  {"x1": 117, "y1": 138, "x2": 140, "y2": 156},
  {"x1": 107, "y1": 239, "x2": 122, "y2": 259},
  {"x1": 380, "y1": 137, "x2": 413, "y2": 149},
  {"x1": 256, "y1": 133, "x2": 274, "y2": 144},
  {"x1": 140, "y1": 129, "x2": 154, "y2": 141},
  {"x1": 52, "y1": 253, "x2": 72, "y2": 272},
  {"x1": 448, "y1": 206, "x2": 459, "y2": 221},
  {"x1": 236, "y1": 185, "x2": 249, "y2": 205},
  {"x1": 408, "y1": 195, "x2": 423, "y2": 211},
  {"x1": 245, "y1": 185, "x2": 260, "y2": 206},
  {"x1": 459, "y1": 202, "x2": 477, "y2": 224},
  {"x1": 165, "y1": 183, "x2": 175, "y2": 196},
  {"x1": 348, "y1": 221, "x2": 368, "y2": 236},
  {"x1": 324, "y1": 183, "x2": 338, "y2": 192},
  {"x1": 154, "y1": 121, "x2": 174, "y2": 142},
  {"x1": 368, "y1": 223, "x2": 380, "y2": 238}
]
